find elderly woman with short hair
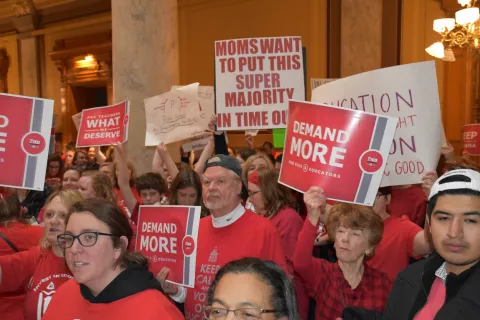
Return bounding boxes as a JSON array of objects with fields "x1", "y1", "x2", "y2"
[{"x1": 293, "y1": 187, "x2": 391, "y2": 320}]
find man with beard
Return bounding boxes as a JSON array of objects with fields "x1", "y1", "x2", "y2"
[{"x1": 157, "y1": 154, "x2": 286, "y2": 319}]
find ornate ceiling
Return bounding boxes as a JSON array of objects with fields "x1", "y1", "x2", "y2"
[{"x1": 0, "y1": 0, "x2": 110, "y2": 33}]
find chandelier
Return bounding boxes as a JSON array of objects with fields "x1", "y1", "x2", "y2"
[{"x1": 426, "y1": 0, "x2": 480, "y2": 61}]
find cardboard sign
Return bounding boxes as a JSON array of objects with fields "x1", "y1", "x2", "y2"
[
  {"x1": 72, "y1": 112, "x2": 81, "y2": 130},
  {"x1": 215, "y1": 36, "x2": 306, "y2": 130},
  {"x1": 463, "y1": 124, "x2": 480, "y2": 155},
  {"x1": 76, "y1": 101, "x2": 130, "y2": 147},
  {"x1": 279, "y1": 100, "x2": 397, "y2": 206},
  {"x1": 145, "y1": 84, "x2": 214, "y2": 145},
  {"x1": 135, "y1": 205, "x2": 201, "y2": 288},
  {"x1": 0, "y1": 93, "x2": 53, "y2": 191},
  {"x1": 312, "y1": 61, "x2": 442, "y2": 187},
  {"x1": 182, "y1": 134, "x2": 211, "y2": 153},
  {"x1": 311, "y1": 78, "x2": 337, "y2": 90}
]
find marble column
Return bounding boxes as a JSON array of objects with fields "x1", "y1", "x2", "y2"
[
  {"x1": 340, "y1": 0, "x2": 383, "y2": 77},
  {"x1": 19, "y1": 37, "x2": 41, "y2": 96},
  {"x1": 112, "y1": 0, "x2": 180, "y2": 174}
]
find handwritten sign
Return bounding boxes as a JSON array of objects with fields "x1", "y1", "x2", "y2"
[
  {"x1": 182, "y1": 134, "x2": 211, "y2": 153},
  {"x1": 312, "y1": 61, "x2": 442, "y2": 187},
  {"x1": 136, "y1": 205, "x2": 201, "y2": 287},
  {"x1": 463, "y1": 124, "x2": 480, "y2": 155},
  {"x1": 279, "y1": 100, "x2": 397, "y2": 205},
  {"x1": 0, "y1": 93, "x2": 53, "y2": 190},
  {"x1": 215, "y1": 36, "x2": 305, "y2": 130},
  {"x1": 76, "y1": 101, "x2": 130, "y2": 147},
  {"x1": 145, "y1": 83, "x2": 214, "y2": 145},
  {"x1": 311, "y1": 78, "x2": 337, "y2": 90}
]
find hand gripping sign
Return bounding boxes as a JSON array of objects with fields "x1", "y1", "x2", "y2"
[
  {"x1": 0, "y1": 93, "x2": 53, "y2": 191},
  {"x1": 135, "y1": 205, "x2": 201, "y2": 288},
  {"x1": 76, "y1": 100, "x2": 130, "y2": 147},
  {"x1": 279, "y1": 100, "x2": 397, "y2": 206}
]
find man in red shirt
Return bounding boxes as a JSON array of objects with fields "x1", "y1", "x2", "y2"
[
  {"x1": 367, "y1": 186, "x2": 432, "y2": 281},
  {"x1": 157, "y1": 154, "x2": 286, "y2": 319}
]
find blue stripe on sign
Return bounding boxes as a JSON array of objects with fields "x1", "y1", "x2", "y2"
[
  {"x1": 24, "y1": 99, "x2": 44, "y2": 188},
  {"x1": 183, "y1": 207, "x2": 197, "y2": 285},
  {"x1": 355, "y1": 117, "x2": 388, "y2": 203}
]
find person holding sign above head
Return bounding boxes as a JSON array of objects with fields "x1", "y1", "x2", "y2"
[
  {"x1": 157, "y1": 154, "x2": 286, "y2": 319},
  {"x1": 42, "y1": 199, "x2": 184, "y2": 320},
  {"x1": 205, "y1": 257, "x2": 299, "y2": 320},
  {"x1": 0, "y1": 190, "x2": 82, "y2": 320},
  {"x1": 293, "y1": 187, "x2": 391, "y2": 320}
]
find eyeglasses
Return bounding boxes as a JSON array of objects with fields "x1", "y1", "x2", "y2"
[
  {"x1": 57, "y1": 231, "x2": 116, "y2": 249},
  {"x1": 204, "y1": 306, "x2": 278, "y2": 320},
  {"x1": 248, "y1": 191, "x2": 260, "y2": 197}
]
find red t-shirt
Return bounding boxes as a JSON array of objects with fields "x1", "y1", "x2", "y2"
[
  {"x1": 114, "y1": 186, "x2": 141, "y2": 217},
  {"x1": 0, "y1": 246, "x2": 72, "y2": 320},
  {"x1": 43, "y1": 278, "x2": 183, "y2": 320},
  {"x1": 367, "y1": 215, "x2": 422, "y2": 281},
  {"x1": 184, "y1": 210, "x2": 286, "y2": 319},
  {"x1": 0, "y1": 222, "x2": 44, "y2": 320},
  {"x1": 389, "y1": 185, "x2": 427, "y2": 226}
]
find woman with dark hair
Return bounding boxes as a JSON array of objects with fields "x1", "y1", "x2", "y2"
[
  {"x1": 168, "y1": 167, "x2": 209, "y2": 217},
  {"x1": 45, "y1": 154, "x2": 64, "y2": 190},
  {"x1": 73, "y1": 150, "x2": 99, "y2": 171},
  {"x1": 43, "y1": 199, "x2": 183, "y2": 319},
  {"x1": 62, "y1": 166, "x2": 83, "y2": 190},
  {"x1": 205, "y1": 257, "x2": 298, "y2": 320},
  {"x1": 0, "y1": 195, "x2": 43, "y2": 320}
]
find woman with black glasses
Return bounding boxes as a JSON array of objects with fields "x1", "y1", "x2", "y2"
[
  {"x1": 205, "y1": 257, "x2": 298, "y2": 320},
  {"x1": 43, "y1": 198, "x2": 183, "y2": 320}
]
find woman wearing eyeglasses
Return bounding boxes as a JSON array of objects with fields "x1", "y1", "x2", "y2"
[
  {"x1": 205, "y1": 257, "x2": 298, "y2": 320},
  {"x1": 43, "y1": 199, "x2": 183, "y2": 320},
  {"x1": 0, "y1": 189, "x2": 82, "y2": 320}
]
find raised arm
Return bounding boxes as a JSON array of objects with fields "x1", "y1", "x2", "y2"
[
  {"x1": 152, "y1": 144, "x2": 166, "y2": 179},
  {"x1": 194, "y1": 134, "x2": 215, "y2": 174},
  {"x1": 156, "y1": 143, "x2": 179, "y2": 181},
  {"x1": 95, "y1": 147, "x2": 106, "y2": 164},
  {"x1": 293, "y1": 187, "x2": 330, "y2": 296},
  {"x1": 114, "y1": 143, "x2": 138, "y2": 214}
]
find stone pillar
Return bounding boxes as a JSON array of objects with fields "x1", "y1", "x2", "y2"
[
  {"x1": 112, "y1": 0, "x2": 180, "y2": 174},
  {"x1": 0, "y1": 48, "x2": 10, "y2": 93},
  {"x1": 340, "y1": 0, "x2": 383, "y2": 77},
  {"x1": 19, "y1": 37, "x2": 41, "y2": 96}
]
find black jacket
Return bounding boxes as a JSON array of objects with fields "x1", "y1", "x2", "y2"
[
  {"x1": 383, "y1": 254, "x2": 480, "y2": 320},
  {"x1": 342, "y1": 254, "x2": 480, "y2": 320}
]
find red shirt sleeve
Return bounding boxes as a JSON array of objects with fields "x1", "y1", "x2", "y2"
[
  {"x1": 0, "y1": 246, "x2": 41, "y2": 292},
  {"x1": 272, "y1": 209, "x2": 303, "y2": 275},
  {"x1": 293, "y1": 218, "x2": 332, "y2": 298},
  {"x1": 399, "y1": 216, "x2": 423, "y2": 257},
  {"x1": 260, "y1": 221, "x2": 288, "y2": 275}
]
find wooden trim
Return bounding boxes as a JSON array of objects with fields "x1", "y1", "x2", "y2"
[
  {"x1": 382, "y1": 0, "x2": 402, "y2": 67},
  {"x1": 327, "y1": 0, "x2": 341, "y2": 78}
]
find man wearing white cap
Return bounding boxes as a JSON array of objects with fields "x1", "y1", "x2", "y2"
[{"x1": 381, "y1": 169, "x2": 480, "y2": 319}]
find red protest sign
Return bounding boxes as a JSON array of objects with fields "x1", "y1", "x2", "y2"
[
  {"x1": 279, "y1": 100, "x2": 397, "y2": 206},
  {"x1": 135, "y1": 206, "x2": 201, "y2": 288},
  {"x1": 0, "y1": 93, "x2": 53, "y2": 191},
  {"x1": 76, "y1": 100, "x2": 130, "y2": 147},
  {"x1": 463, "y1": 124, "x2": 480, "y2": 155},
  {"x1": 215, "y1": 37, "x2": 305, "y2": 130}
]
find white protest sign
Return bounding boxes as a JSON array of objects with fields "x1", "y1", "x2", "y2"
[
  {"x1": 72, "y1": 112, "x2": 82, "y2": 130},
  {"x1": 145, "y1": 83, "x2": 210, "y2": 145},
  {"x1": 215, "y1": 36, "x2": 305, "y2": 130},
  {"x1": 311, "y1": 78, "x2": 337, "y2": 90},
  {"x1": 312, "y1": 61, "x2": 442, "y2": 187},
  {"x1": 182, "y1": 134, "x2": 211, "y2": 152}
]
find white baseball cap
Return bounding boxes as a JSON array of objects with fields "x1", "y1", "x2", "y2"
[{"x1": 429, "y1": 169, "x2": 480, "y2": 200}]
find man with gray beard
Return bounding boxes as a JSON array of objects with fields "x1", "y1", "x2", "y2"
[{"x1": 157, "y1": 154, "x2": 286, "y2": 319}]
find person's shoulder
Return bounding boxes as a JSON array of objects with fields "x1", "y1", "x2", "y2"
[
  {"x1": 50, "y1": 278, "x2": 79, "y2": 301},
  {"x1": 365, "y1": 263, "x2": 390, "y2": 284},
  {"x1": 396, "y1": 257, "x2": 429, "y2": 283},
  {"x1": 130, "y1": 289, "x2": 184, "y2": 319}
]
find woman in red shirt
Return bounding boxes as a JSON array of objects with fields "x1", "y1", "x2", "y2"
[
  {"x1": 0, "y1": 189, "x2": 83, "y2": 320},
  {"x1": 0, "y1": 194, "x2": 44, "y2": 320},
  {"x1": 294, "y1": 187, "x2": 391, "y2": 319},
  {"x1": 43, "y1": 199, "x2": 183, "y2": 320}
]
